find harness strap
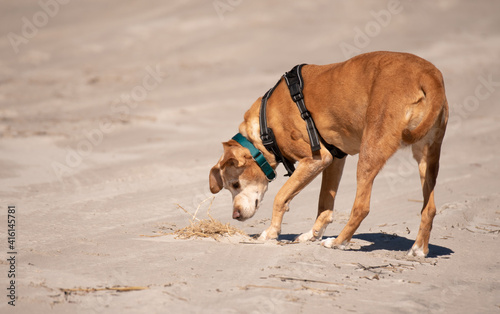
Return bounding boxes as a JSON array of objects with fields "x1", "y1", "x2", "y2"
[
  {"x1": 322, "y1": 138, "x2": 347, "y2": 159},
  {"x1": 259, "y1": 79, "x2": 296, "y2": 177},
  {"x1": 284, "y1": 64, "x2": 321, "y2": 152},
  {"x1": 255, "y1": 64, "x2": 347, "y2": 179},
  {"x1": 284, "y1": 64, "x2": 347, "y2": 160}
]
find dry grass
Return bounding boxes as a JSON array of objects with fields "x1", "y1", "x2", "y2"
[
  {"x1": 60, "y1": 286, "x2": 148, "y2": 294},
  {"x1": 173, "y1": 197, "x2": 247, "y2": 240}
]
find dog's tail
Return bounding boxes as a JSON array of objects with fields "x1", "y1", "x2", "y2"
[{"x1": 402, "y1": 72, "x2": 446, "y2": 144}]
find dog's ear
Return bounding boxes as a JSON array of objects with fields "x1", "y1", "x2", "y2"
[
  {"x1": 209, "y1": 141, "x2": 250, "y2": 194},
  {"x1": 209, "y1": 163, "x2": 223, "y2": 194},
  {"x1": 221, "y1": 141, "x2": 248, "y2": 168}
]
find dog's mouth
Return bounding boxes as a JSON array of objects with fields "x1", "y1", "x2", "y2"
[
  {"x1": 232, "y1": 199, "x2": 260, "y2": 221},
  {"x1": 232, "y1": 209, "x2": 252, "y2": 221}
]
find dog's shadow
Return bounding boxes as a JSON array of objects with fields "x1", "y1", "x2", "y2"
[{"x1": 275, "y1": 232, "x2": 453, "y2": 258}]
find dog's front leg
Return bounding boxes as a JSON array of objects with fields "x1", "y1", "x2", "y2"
[
  {"x1": 259, "y1": 151, "x2": 332, "y2": 241},
  {"x1": 296, "y1": 157, "x2": 346, "y2": 242}
]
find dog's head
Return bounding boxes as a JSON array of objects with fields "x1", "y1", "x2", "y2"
[{"x1": 209, "y1": 141, "x2": 269, "y2": 221}]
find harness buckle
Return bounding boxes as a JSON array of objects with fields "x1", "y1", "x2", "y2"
[
  {"x1": 289, "y1": 83, "x2": 303, "y2": 102},
  {"x1": 261, "y1": 128, "x2": 276, "y2": 146},
  {"x1": 252, "y1": 151, "x2": 276, "y2": 181},
  {"x1": 292, "y1": 93, "x2": 303, "y2": 102},
  {"x1": 301, "y1": 110, "x2": 311, "y2": 120},
  {"x1": 261, "y1": 135, "x2": 274, "y2": 147}
]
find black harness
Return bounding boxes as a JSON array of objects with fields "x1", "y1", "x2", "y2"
[{"x1": 259, "y1": 64, "x2": 346, "y2": 177}]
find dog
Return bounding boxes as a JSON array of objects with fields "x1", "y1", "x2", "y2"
[{"x1": 209, "y1": 51, "x2": 448, "y2": 257}]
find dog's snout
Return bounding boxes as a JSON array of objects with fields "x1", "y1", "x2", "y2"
[{"x1": 232, "y1": 209, "x2": 241, "y2": 220}]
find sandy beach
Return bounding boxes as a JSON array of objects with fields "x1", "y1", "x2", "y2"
[{"x1": 1, "y1": 1, "x2": 499, "y2": 313}]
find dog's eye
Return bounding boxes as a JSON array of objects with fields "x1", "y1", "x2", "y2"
[{"x1": 232, "y1": 182, "x2": 240, "y2": 189}]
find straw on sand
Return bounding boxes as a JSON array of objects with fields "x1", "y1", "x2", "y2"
[
  {"x1": 61, "y1": 286, "x2": 148, "y2": 294},
  {"x1": 173, "y1": 196, "x2": 247, "y2": 240}
]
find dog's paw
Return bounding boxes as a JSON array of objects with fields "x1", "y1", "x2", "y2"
[
  {"x1": 295, "y1": 230, "x2": 316, "y2": 243},
  {"x1": 321, "y1": 237, "x2": 337, "y2": 248},
  {"x1": 321, "y1": 237, "x2": 347, "y2": 249},
  {"x1": 258, "y1": 228, "x2": 279, "y2": 241},
  {"x1": 295, "y1": 226, "x2": 328, "y2": 243},
  {"x1": 407, "y1": 244, "x2": 427, "y2": 257}
]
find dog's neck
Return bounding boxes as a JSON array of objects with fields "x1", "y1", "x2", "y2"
[{"x1": 238, "y1": 107, "x2": 278, "y2": 169}]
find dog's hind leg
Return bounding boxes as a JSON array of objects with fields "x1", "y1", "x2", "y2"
[
  {"x1": 408, "y1": 120, "x2": 446, "y2": 257},
  {"x1": 296, "y1": 157, "x2": 346, "y2": 242}
]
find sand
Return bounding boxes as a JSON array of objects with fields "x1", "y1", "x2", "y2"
[{"x1": 1, "y1": 0, "x2": 499, "y2": 313}]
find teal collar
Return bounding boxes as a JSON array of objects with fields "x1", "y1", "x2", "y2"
[{"x1": 232, "y1": 133, "x2": 276, "y2": 181}]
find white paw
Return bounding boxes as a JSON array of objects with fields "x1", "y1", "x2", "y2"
[
  {"x1": 258, "y1": 230, "x2": 269, "y2": 241},
  {"x1": 407, "y1": 245, "x2": 427, "y2": 257},
  {"x1": 295, "y1": 230, "x2": 315, "y2": 243},
  {"x1": 258, "y1": 228, "x2": 279, "y2": 241},
  {"x1": 321, "y1": 237, "x2": 336, "y2": 248},
  {"x1": 321, "y1": 237, "x2": 347, "y2": 249}
]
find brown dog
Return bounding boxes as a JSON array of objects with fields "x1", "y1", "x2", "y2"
[{"x1": 209, "y1": 51, "x2": 448, "y2": 257}]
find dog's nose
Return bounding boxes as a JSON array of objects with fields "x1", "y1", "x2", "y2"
[{"x1": 232, "y1": 209, "x2": 241, "y2": 220}]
